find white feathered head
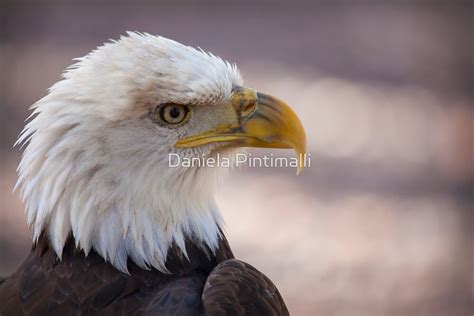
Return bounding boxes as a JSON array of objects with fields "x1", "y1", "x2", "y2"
[{"x1": 16, "y1": 32, "x2": 306, "y2": 273}]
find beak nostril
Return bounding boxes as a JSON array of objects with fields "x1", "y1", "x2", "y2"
[
  {"x1": 231, "y1": 86, "x2": 258, "y2": 112},
  {"x1": 241, "y1": 101, "x2": 257, "y2": 118}
]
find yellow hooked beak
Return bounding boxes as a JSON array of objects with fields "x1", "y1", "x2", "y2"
[{"x1": 176, "y1": 86, "x2": 307, "y2": 174}]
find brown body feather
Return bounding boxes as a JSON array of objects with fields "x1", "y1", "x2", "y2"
[{"x1": 0, "y1": 235, "x2": 289, "y2": 315}]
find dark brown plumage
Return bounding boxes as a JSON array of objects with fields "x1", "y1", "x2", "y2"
[{"x1": 0, "y1": 234, "x2": 289, "y2": 315}]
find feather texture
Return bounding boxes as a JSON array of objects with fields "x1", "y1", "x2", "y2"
[
  {"x1": 0, "y1": 234, "x2": 288, "y2": 315},
  {"x1": 14, "y1": 32, "x2": 242, "y2": 273}
]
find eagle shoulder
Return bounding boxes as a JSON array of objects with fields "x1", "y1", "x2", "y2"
[{"x1": 201, "y1": 259, "x2": 289, "y2": 316}]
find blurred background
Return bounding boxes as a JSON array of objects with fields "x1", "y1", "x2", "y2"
[{"x1": 0, "y1": 1, "x2": 472, "y2": 315}]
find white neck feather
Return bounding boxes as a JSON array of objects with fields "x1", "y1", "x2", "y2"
[{"x1": 16, "y1": 112, "x2": 225, "y2": 273}]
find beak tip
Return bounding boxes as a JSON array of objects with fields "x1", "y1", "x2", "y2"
[{"x1": 295, "y1": 149, "x2": 306, "y2": 176}]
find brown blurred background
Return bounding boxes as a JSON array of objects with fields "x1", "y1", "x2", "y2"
[{"x1": 0, "y1": 1, "x2": 472, "y2": 315}]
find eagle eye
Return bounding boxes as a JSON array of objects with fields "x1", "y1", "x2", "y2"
[{"x1": 157, "y1": 104, "x2": 190, "y2": 126}]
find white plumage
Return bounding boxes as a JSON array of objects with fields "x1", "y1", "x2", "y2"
[{"x1": 16, "y1": 32, "x2": 243, "y2": 273}]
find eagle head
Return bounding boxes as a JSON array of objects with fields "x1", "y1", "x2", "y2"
[{"x1": 15, "y1": 32, "x2": 306, "y2": 273}]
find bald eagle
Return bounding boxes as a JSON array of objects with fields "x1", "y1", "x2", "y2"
[{"x1": 0, "y1": 33, "x2": 306, "y2": 315}]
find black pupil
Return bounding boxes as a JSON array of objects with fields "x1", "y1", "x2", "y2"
[{"x1": 169, "y1": 107, "x2": 181, "y2": 119}]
